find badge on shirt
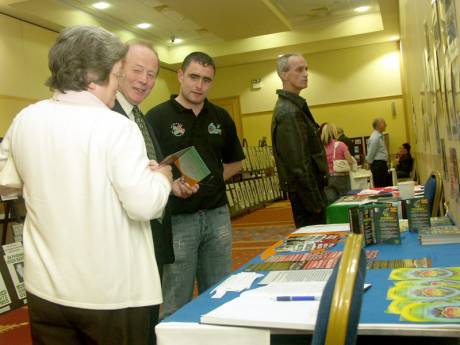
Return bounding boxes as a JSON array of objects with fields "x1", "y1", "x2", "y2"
[
  {"x1": 171, "y1": 123, "x2": 186, "y2": 136},
  {"x1": 208, "y1": 122, "x2": 222, "y2": 135}
]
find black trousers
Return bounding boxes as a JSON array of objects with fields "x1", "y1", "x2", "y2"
[
  {"x1": 370, "y1": 160, "x2": 390, "y2": 187},
  {"x1": 27, "y1": 292, "x2": 156, "y2": 345},
  {"x1": 288, "y1": 191, "x2": 326, "y2": 228}
]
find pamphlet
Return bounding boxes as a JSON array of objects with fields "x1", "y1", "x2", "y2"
[
  {"x1": 367, "y1": 257, "x2": 431, "y2": 270},
  {"x1": 389, "y1": 267, "x2": 460, "y2": 281},
  {"x1": 160, "y1": 146, "x2": 210, "y2": 186}
]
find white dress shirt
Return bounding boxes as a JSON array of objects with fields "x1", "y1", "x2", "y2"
[
  {"x1": 366, "y1": 130, "x2": 388, "y2": 163},
  {"x1": 0, "y1": 91, "x2": 171, "y2": 309}
]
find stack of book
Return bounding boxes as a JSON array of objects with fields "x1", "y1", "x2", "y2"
[
  {"x1": 419, "y1": 225, "x2": 460, "y2": 245},
  {"x1": 348, "y1": 203, "x2": 401, "y2": 245}
]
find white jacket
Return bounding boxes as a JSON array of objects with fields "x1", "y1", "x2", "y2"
[{"x1": 0, "y1": 91, "x2": 171, "y2": 309}]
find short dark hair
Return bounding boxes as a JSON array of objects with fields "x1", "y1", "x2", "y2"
[
  {"x1": 46, "y1": 25, "x2": 127, "y2": 92},
  {"x1": 181, "y1": 52, "x2": 215, "y2": 73},
  {"x1": 402, "y1": 143, "x2": 411, "y2": 152}
]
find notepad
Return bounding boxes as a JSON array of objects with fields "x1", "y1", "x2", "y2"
[
  {"x1": 201, "y1": 282, "x2": 322, "y2": 330},
  {"x1": 160, "y1": 146, "x2": 210, "y2": 186}
]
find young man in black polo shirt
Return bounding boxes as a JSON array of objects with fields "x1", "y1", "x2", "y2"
[{"x1": 146, "y1": 52, "x2": 245, "y2": 317}]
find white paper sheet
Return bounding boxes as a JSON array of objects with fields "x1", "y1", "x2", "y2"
[
  {"x1": 294, "y1": 223, "x2": 350, "y2": 234},
  {"x1": 211, "y1": 272, "x2": 263, "y2": 298},
  {"x1": 201, "y1": 295, "x2": 319, "y2": 330}
]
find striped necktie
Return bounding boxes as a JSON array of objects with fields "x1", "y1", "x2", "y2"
[
  {"x1": 132, "y1": 105, "x2": 164, "y2": 223},
  {"x1": 132, "y1": 105, "x2": 157, "y2": 161}
]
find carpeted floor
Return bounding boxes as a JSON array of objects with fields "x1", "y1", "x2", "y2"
[
  {"x1": 0, "y1": 201, "x2": 294, "y2": 344},
  {"x1": 231, "y1": 201, "x2": 295, "y2": 270}
]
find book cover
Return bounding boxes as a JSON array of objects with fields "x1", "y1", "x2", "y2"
[
  {"x1": 372, "y1": 203, "x2": 401, "y2": 244},
  {"x1": 406, "y1": 198, "x2": 431, "y2": 232},
  {"x1": 348, "y1": 204, "x2": 400, "y2": 245}
]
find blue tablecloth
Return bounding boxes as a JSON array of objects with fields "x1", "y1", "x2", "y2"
[{"x1": 163, "y1": 231, "x2": 460, "y2": 327}]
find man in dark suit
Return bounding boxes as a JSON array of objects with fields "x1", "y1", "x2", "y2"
[{"x1": 112, "y1": 40, "x2": 197, "y2": 344}]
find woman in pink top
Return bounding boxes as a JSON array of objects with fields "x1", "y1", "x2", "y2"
[{"x1": 321, "y1": 123, "x2": 354, "y2": 204}]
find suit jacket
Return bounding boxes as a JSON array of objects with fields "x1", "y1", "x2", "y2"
[{"x1": 112, "y1": 99, "x2": 175, "y2": 266}]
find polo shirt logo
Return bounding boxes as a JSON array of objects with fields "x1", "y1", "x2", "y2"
[
  {"x1": 208, "y1": 122, "x2": 222, "y2": 135},
  {"x1": 171, "y1": 123, "x2": 185, "y2": 136}
]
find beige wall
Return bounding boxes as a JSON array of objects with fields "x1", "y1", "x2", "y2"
[
  {"x1": 0, "y1": 13, "x2": 178, "y2": 136},
  {"x1": 210, "y1": 42, "x2": 402, "y2": 114},
  {"x1": 400, "y1": 0, "x2": 460, "y2": 223},
  {"x1": 1, "y1": 14, "x2": 407, "y2": 161},
  {"x1": 210, "y1": 41, "x2": 405, "y2": 153},
  {"x1": 241, "y1": 96, "x2": 406, "y2": 154}
]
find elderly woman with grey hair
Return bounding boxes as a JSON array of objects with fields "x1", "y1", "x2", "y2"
[{"x1": 0, "y1": 25, "x2": 172, "y2": 344}]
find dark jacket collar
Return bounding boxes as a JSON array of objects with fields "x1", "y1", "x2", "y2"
[{"x1": 276, "y1": 89, "x2": 307, "y2": 109}]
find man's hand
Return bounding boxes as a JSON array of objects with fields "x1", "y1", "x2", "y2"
[
  {"x1": 148, "y1": 160, "x2": 173, "y2": 184},
  {"x1": 171, "y1": 177, "x2": 199, "y2": 198}
]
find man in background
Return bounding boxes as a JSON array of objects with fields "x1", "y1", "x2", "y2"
[
  {"x1": 337, "y1": 127, "x2": 353, "y2": 151},
  {"x1": 113, "y1": 40, "x2": 197, "y2": 343},
  {"x1": 366, "y1": 117, "x2": 390, "y2": 187},
  {"x1": 146, "y1": 52, "x2": 245, "y2": 318},
  {"x1": 271, "y1": 53, "x2": 328, "y2": 228},
  {"x1": 396, "y1": 142, "x2": 413, "y2": 178}
]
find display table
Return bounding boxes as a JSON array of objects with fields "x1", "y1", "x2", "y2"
[
  {"x1": 326, "y1": 197, "x2": 367, "y2": 224},
  {"x1": 156, "y1": 225, "x2": 460, "y2": 345},
  {"x1": 326, "y1": 186, "x2": 424, "y2": 224}
]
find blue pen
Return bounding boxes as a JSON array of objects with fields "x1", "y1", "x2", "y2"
[{"x1": 275, "y1": 296, "x2": 318, "y2": 301}]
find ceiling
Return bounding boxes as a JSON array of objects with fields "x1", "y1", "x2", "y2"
[{"x1": 0, "y1": 0, "x2": 400, "y2": 68}]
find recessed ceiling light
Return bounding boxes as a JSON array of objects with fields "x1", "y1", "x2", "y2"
[
  {"x1": 170, "y1": 37, "x2": 183, "y2": 44},
  {"x1": 354, "y1": 6, "x2": 370, "y2": 13},
  {"x1": 136, "y1": 23, "x2": 152, "y2": 29},
  {"x1": 92, "y1": 2, "x2": 110, "y2": 10}
]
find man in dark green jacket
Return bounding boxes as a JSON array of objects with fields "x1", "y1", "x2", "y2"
[{"x1": 271, "y1": 54, "x2": 328, "y2": 228}]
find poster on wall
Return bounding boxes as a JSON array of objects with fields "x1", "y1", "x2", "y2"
[
  {"x1": 420, "y1": 85, "x2": 429, "y2": 151},
  {"x1": 433, "y1": 51, "x2": 444, "y2": 153},
  {"x1": 445, "y1": 59, "x2": 457, "y2": 138},
  {"x1": 411, "y1": 99, "x2": 418, "y2": 144},
  {"x1": 451, "y1": 56, "x2": 460, "y2": 140},
  {"x1": 441, "y1": 138, "x2": 449, "y2": 179},
  {"x1": 440, "y1": 0, "x2": 459, "y2": 61}
]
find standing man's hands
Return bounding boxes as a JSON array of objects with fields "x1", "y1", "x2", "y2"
[
  {"x1": 149, "y1": 161, "x2": 198, "y2": 198},
  {"x1": 171, "y1": 177, "x2": 199, "y2": 198}
]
